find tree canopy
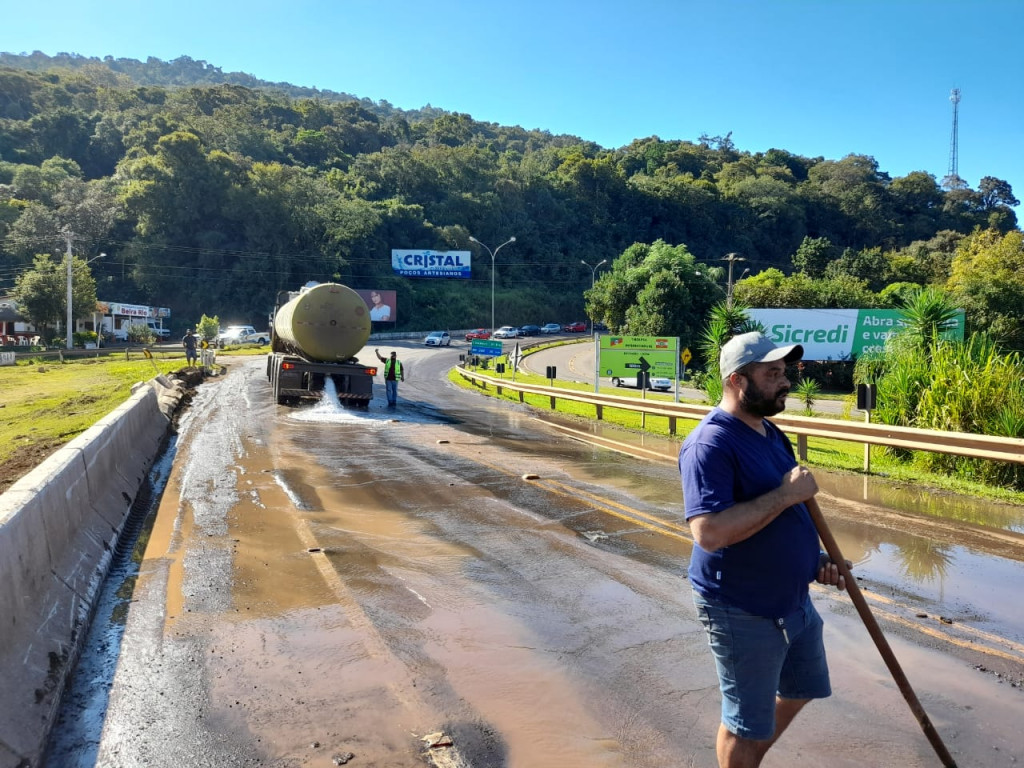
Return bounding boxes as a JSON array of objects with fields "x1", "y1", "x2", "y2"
[{"x1": 0, "y1": 53, "x2": 1020, "y2": 340}]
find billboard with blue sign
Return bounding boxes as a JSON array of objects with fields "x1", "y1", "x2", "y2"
[
  {"x1": 391, "y1": 249, "x2": 471, "y2": 279},
  {"x1": 470, "y1": 339, "x2": 503, "y2": 357}
]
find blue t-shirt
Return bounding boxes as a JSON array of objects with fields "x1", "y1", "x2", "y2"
[{"x1": 679, "y1": 407, "x2": 819, "y2": 618}]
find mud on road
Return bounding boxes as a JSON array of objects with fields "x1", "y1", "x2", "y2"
[{"x1": 47, "y1": 350, "x2": 1024, "y2": 767}]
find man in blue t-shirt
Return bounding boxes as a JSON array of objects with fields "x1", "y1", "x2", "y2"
[{"x1": 680, "y1": 331, "x2": 849, "y2": 768}]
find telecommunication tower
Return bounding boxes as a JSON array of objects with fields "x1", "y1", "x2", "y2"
[
  {"x1": 943, "y1": 88, "x2": 965, "y2": 189},
  {"x1": 948, "y1": 88, "x2": 961, "y2": 178}
]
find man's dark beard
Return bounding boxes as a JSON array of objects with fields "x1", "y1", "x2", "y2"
[{"x1": 739, "y1": 375, "x2": 789, "y2": 418}]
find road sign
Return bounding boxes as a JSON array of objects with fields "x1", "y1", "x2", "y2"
[
  {"x1": 508, "y1": 343, "x2": 524, "y2": 369},
  {"x1": 599, "y1": 335, "x2": 678, "y2": 378},
  {"x1": 681, "y1": 347, "x2": 692, "y2": 365},
  {"x1": 471, "y1": 339, "x2": 503, "y2": 357}
]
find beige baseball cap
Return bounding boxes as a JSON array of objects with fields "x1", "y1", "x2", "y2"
[{"x1": 720, "y1": 331, "x2": 803, "y2": 379}]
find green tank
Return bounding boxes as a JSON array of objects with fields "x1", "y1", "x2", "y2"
[{"x1": 271, "y1": 282, "x2": 371, "y2": 361}]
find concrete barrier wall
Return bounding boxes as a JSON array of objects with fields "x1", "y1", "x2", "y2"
[{"x1": 0, "y1": 379, "x2": 176, "y2": 768}]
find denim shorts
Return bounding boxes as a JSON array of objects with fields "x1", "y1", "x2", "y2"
[{"x1": 693, "y1": 591, "x2": 831, "y2": 740}]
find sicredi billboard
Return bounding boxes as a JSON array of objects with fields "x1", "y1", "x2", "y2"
[
  {"x1": 599, "y1": 335, "x2": 679, "y2": 378},
  {"x1": 748, "y1": 308, "x2": 966, "y2": 361},
  {"x1": 391, "y1": 249, "x2": 471, "y2": 279}
]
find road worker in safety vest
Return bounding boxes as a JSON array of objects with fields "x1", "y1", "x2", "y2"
[{"x1": 375, "y1": 348, "x2": 404, "y2": 407}]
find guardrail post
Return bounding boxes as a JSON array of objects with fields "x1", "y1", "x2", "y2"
[
  {"x1": 549, "y1": 395, "x2": 556, "y2": 409},
  {"x1": 797, "y1": 434, "x2": 808, "y2": 462},
  {"x1": 669, "y1": 416, "x2": 677, "y2": 436},
  {"x1": 864, "y1": 411, "x2": 871, "y2": 473},
  {"x1": 519, "y1": 391, "x2": 525, "y2": 403},
  {"x1": 596, "y1": 404, "x2": 603, "y2": 421}
]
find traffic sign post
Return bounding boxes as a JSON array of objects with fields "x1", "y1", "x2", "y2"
[{"x1": 678, "y1": 347, "x2": 692, "y2": 402}]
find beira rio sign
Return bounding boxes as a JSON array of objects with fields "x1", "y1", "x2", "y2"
[
  {"x1": 747, "y1": 308, "x2": 965, "y2": 361},
  {"x1": 391, "y1": 249, "x2": 471, "y2": 279}
]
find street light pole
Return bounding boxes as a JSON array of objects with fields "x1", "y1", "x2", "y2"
[
  {"x1": 469, "y1": 235, "x2": 516, "y2": 331},
  {"x1": 580, "y1": 259, "x2": 607, "y2": 332},
  {"x1": 722, "y1": 252, "x2": 747, "y2": 308}
]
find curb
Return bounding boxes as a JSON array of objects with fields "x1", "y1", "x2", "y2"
[{"x1": 0, "y1": 377, "x2": 184, "y2": 768}]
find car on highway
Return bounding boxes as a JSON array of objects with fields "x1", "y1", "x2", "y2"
[
  {"x1": 492, "y1": 325, "x2": 520, "y2": 339},
  {"x1": 613, "y1": 374, "x2": 673, "y2": 391},
  {"x1": 424, "y1": 331, "x2": 451, "y2": 347},
  {"x1": 562, "y1": 321, "x2": 587, "y2": 333},
  {"x1": 465, "y1": 328, "x2": 492, "y2": 341},
  {"x1": 519, "y1": 324, "x2": 541, "y2": 336},
  {"x1": 541, "y1": 323, "x2": 561, "y2": 334}
]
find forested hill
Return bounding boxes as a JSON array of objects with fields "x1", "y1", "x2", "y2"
[
  {"x1": 0, "y1": 52, "x2": 1019, "y2": 335},
  {"x1": 0, "y1": 51, "x2": 453, "y2": 124}
]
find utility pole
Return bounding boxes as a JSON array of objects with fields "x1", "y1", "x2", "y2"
[
  {"x1": 722, "y1": 252, "x2": 746, "y2": 308},
  {"x1": 65, "y1": 231, "x2": 74, "y2": 350}
]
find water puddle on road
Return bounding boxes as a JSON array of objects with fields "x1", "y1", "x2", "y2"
[{"x1": 517, "y1": 412, "x2": 1024, "y2": 654}]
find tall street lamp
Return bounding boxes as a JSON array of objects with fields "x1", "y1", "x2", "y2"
[
  {"x1": 722, "y1": 252, "x2": 747, "y2": 308},
  {"x1": 469, "y1": 235, "x2": 516, "y2": 331},
  {"x1": 581, "y1": 259, "x2": 607, "y2": 332}
]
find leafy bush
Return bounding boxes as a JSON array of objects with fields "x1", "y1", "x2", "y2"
[
  {"x1": 124, "y1": 323, "x2": 155, "y2": 343},
  {"x1": 197, "y1": 314, "x2": 220, "y2": 342},
  {"x1": 73, "y1": 331, "x2": 98, "y2": 348}
]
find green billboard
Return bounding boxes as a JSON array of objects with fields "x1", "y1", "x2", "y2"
[
  {"x1": 598, "y1": 335, "x2": 679, "y2": 378},
  {"x1": 749, "y1": 309, "x2": 966, "y2": 360}
]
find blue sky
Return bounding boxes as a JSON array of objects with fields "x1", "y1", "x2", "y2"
[{"x1": 2, "y1": 0, "x2": 1022, "y2": 209}]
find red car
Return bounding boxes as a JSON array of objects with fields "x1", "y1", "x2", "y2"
[
  {"x1": 465, "y1": 328, "x2": 492, "y2": 341},
  {"x1": 562, "y1": 321, "x2": 587, "y2": 333}
]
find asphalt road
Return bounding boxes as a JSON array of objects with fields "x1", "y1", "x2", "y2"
[{"x1": 44, "y1": 342, "x2": 1024, "y2": 767}]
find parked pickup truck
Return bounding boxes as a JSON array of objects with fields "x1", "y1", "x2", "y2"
[
  {"x1": 146, "y1": 322, "x2": 171, "y2": 339},
  {"x1": 216, "y1": 325, "x2": 270, "y2": 346}
]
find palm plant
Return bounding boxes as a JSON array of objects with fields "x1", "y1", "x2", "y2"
[
  {"x1": 793, "y1": 378, "x2": 821, "y2": 416},
  {"x1": 898, "y1": 286, "x2": 961, "y2": 353}
]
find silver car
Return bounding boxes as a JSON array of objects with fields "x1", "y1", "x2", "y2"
[{"x1": 424, "y1": 331, "x2": 451, "y2": 346}]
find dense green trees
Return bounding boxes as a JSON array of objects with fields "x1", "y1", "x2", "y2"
[
  {"x1": 13, "y1": 253, "x2": 97, "y2": 339},
  {"x1": 0, "y1": 53, "x2": 1020, "y2": 340}
]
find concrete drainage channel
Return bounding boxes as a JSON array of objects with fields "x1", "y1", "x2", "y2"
[{"x1": 0, "y1": 376, "x2": 185, "y2": 768}]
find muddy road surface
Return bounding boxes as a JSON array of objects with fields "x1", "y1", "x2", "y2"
[{"x1": 47, "y1": 343, "x2": 1024, "y2": 767}]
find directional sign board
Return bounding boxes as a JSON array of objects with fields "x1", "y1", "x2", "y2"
[
  {"x1": 599, "y1": 335, "x2": 679, "y2": 379},
  {"x1": 470, "y1": 339, "x2": 503, "y2": 357},
  {"x1": 508, "y1": 343, "x2": 523, "y2": 370}
]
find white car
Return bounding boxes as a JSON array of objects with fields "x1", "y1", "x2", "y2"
[
  {"x1": 613, "y1": 374, "x2": 672, "y2": 391},
  {"x1": 492, "y1": 326, "x2": 519, "y2": 339},
  {"x1": 424, "y1": 331, "x2": 451, "y2": 347}
]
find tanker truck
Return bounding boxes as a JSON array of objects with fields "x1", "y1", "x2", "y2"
[{"x1": 266, "y1": 282, "x2": 377, "y2": 406}]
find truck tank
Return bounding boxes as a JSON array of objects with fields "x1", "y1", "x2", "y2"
[{"x1": 271, "y1": 283, "x2": 371, "y2": 361}]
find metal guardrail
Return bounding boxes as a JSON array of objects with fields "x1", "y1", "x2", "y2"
[{"x1": 457, "y1": 366, "x2": 1024, "y2": 466}]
